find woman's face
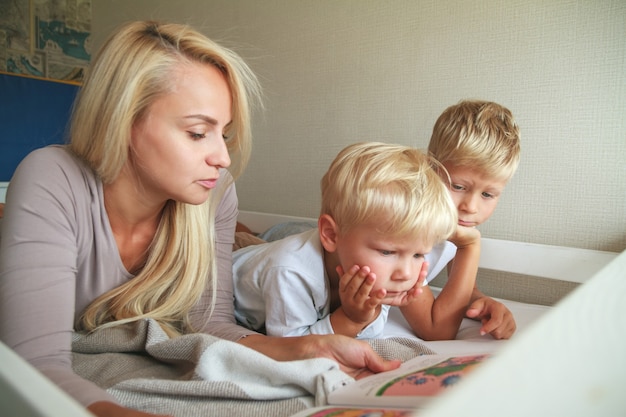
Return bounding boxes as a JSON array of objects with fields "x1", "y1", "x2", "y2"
[{"x1": 129, "y1": 61, "x2": 233, "y2": 205}]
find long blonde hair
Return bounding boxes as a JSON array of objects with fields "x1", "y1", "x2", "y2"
[{"x1": 74, "y1": 21, "x2": 261, "y2": 336}]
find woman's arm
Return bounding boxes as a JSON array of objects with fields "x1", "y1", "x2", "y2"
[
  {"x1": 88, "y1": 402, "x2": 171, "y2": 417},
  {"x1": 238, "y1": 333, "x2": 400, "y2": 378},
  {"x1": 0, "y1": 148, "x2": 119, "y2": 407}
]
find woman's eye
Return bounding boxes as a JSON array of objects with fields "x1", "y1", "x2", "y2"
[
  {"x1": 223, "y1": 129, "x2": 236, "y2": 142},
  {"x1": 222, "y1": 124, "x2": 234, "y2": 142},
  {"x1": 380, "y1": 250, "x2": 393, "y2": 256},
  {"x1": 189, "y1": 131, "x2": 206, "y2": 140}
]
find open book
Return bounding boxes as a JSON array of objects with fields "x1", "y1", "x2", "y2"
[
  {"x1": 291, "y1": 406, "x2": 416, "y2": 417},
  {"x1": 293, "y1": 353, "x2": 490, "y2": 416}
]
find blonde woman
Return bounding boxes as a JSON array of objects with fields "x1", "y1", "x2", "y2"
[{"x1": 0, "y1": 21, "x2": 397, "y2": 417}]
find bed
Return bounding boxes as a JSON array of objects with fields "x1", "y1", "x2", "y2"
[
  {"x1": 238, "y1": 211, "x2": 626, "y2": 416},
  {"x1": 236, "y1": 210, "x2": 619, "y2": 357},
  {"x1": 0, "y1": 209, "x2": 622, "y2": 417}
]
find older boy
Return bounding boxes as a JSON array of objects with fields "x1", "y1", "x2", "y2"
[
  {"x1": 401, "y1": 100, "x2": 521, "y2": 340},
  {"x1": 232, "y1": 142, "x2": 457, "y2": 339}
]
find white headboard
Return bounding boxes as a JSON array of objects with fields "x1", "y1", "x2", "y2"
[
  {"x1": 0, "y1": 182, "x2": 8, "y2": 203},
  {"x1": 238, "y1": 210, "x2": 619, "y2": 286}
]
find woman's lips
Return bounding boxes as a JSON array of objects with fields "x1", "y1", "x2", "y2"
[{"x1": 197, "y1": 178, "x2": 218, "y2": 189}]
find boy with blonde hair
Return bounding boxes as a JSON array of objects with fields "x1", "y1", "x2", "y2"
[
  {"x1": 232, "y1": 142, "x2": 457, "y2": 339},
  {"x1": 400, "y1": 99, "x2": 521, "y2": 340}
]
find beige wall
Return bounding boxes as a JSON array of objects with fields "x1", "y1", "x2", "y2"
[{"x1": 92, "y1": 0, "x2": 626, "y2": 254}]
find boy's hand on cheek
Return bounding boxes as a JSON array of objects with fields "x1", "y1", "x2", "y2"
[
  {"x1": 336, "y1": 265, "x2": 383, "y2": 326},
  {"x1": 450, "y1": 224, "x2": 481, "y2": 248}
]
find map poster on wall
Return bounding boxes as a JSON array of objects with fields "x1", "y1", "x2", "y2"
[{"x1": 0, "y1": 0, "x2": 91, "y2": 83}]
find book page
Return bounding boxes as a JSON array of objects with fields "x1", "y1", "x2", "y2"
[
  {"x1": 327, "y1": 354, "x2": 489, "y2": 408},
  {"x1": 290, "y1": 406, "x2": 416, "y2": 417}
]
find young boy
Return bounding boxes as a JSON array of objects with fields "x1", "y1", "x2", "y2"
[
  {"x1": 400, "y1": 99, "x2": 521, "y2": 340},
  {"x1": 232, "y1": 142, "x2": 458, "y2": 339}
]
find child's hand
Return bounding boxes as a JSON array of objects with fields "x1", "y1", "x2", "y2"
[
  {"x1": 449, "y1": 224, "x2": 481, "y2": 248},
  {"x1": 466, "y1": 296, "x2": 517, "y2": 339},
  {"x1": 336, "y1": 264, "x2": 384, "y2": 327}
]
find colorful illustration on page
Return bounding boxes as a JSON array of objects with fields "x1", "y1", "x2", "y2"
[
  {"x1": 375, "y1": 354, "x2": 490, "y2": 397},
  {"x1": 307, "y1": 407, "x2": 414, "y2": 417}
]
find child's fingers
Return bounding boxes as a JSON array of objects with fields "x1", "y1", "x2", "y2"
[
  {"x1": 418, "y1": 261, "x2": 429, "y2": 283},
  {"x1": 339, "y1": 265, "x2": 377, "y2": 304},
  {"x1": 337, "y1": 264, "x2": 361, "y2": 292},
  {"x1": 385, "y1": 286, "x2": 422, "y2": 306},
  {"x1": 336, "y1": 264, "x2": 345, "y2": 277},
  {"x1": 338, "y1": 266, "x2": 381, "y2": 324},
  {"x1": 403, "y1": 286, "x2": 423, "y2": 303},
  {"x1": 365, "y1": 287, "x2": 385, "y2": 307},
  {"x1": 352, "y1": 269, "x2": 377, "y2": 301}
]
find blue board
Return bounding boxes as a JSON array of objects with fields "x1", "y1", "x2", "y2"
[{"x1": 0, "y1": 73, "x2": 79, "y2": 181}]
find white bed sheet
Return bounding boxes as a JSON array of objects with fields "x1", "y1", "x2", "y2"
[{"x1": 382, "y1": 287, "x2": 551, "y2": 356}]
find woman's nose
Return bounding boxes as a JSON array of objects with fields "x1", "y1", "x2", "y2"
[{"x1": 206, "y1": 138, "x2": 231, "y2": 169}]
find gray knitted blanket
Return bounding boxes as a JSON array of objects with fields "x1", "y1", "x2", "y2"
[{"x1": 72, "y1": 319, "x2": 434, "y2": 417}]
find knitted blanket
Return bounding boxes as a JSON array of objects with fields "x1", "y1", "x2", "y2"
[{"x1": 72, "y1": 319, "x2": 434, "y2": 417}]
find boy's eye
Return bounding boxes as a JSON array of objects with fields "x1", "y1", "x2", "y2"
[
  {"x1": 482, "y1": 192, "x2": 494, "y2": 199},
  {"x1": 380, "y1": 250, "x2": 394, "y2": 256},
  {"x1": 451, "y1": 183, "x2": 465, "y2": 191},
  {"x1": 413, "y1": 253, "x2": 425, "y2": 259}
]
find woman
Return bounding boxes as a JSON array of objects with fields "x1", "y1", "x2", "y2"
[{"x1": 0, "y1": 21, "x2": 398, "y2": 417}]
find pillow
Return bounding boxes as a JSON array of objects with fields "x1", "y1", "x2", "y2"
[{"x1": 258, "y1": 221, "x2": 316, "y2": 242}]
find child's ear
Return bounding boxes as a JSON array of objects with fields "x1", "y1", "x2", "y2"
[{"x1": 318, "y1": 214, "x2": 339, "y2": 252}]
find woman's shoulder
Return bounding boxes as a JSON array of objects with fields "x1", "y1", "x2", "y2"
[
  {"x1": 21, "y1": 144, "x2": 81, "y2": 169},
  {"x1": 15, "y1": 145, "x2": 95, "y2": 184},
  {"x1": 9, "y1": 145, "x2": 101, "y2": 209}
]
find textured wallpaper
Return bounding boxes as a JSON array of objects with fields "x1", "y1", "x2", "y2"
[{"x1": 92, "y1": 0, "x2": 626, "y2": 255}]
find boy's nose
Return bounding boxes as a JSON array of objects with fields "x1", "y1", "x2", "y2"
[
  {"x1": 459, "y1": 193, "x2": 478, "y2": 213},
  {"x1": 392, "y1": 260, "x2": 413, "y2": 282}
]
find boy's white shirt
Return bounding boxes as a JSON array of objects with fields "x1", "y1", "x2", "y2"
[
  {"x1": 232, "y1": 228, "x2": 389, "y2": 339},
  {"x1": 232, "y1": 228, "x2": 456, "y2": 339},
  {"x1": 424, "y1": 240, "x2": 457, "y2": 283}
]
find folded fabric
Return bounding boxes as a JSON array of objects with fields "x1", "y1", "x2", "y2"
[{"x1": 72, "y1": 319, "x2": 434, "y2": 416}]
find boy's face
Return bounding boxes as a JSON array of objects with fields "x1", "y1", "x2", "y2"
[
  {"x1": 333, "y1": 221, "x2": 432, "y2": 304},
  {"x1": 444, "y1": 164, "x2": 508, "y2": 227}
]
